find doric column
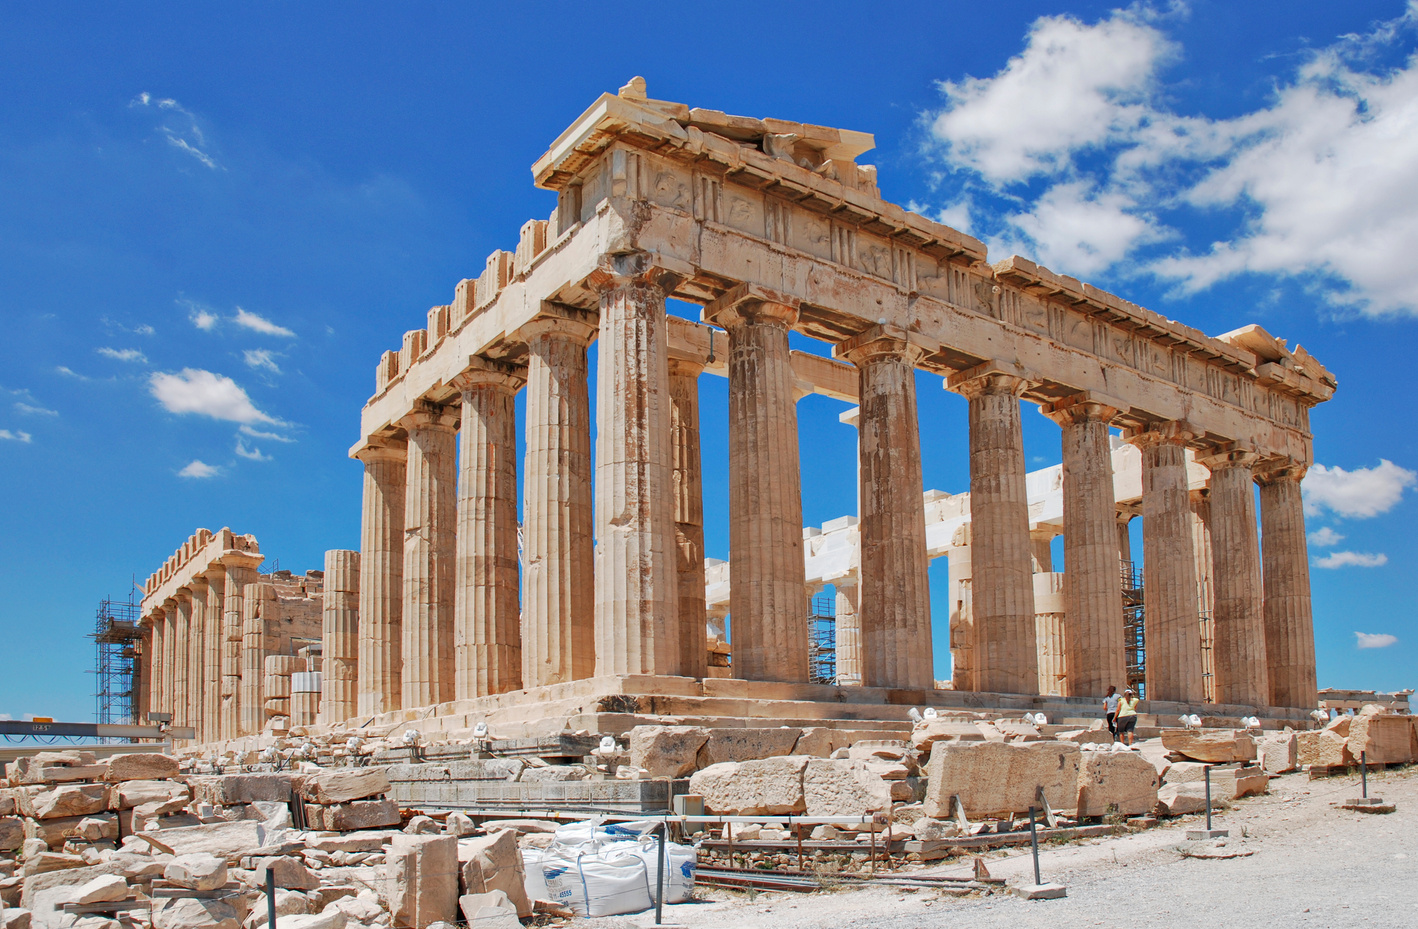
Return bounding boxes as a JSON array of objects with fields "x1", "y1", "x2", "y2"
[
  {"x1": 203, "y1": 568, "x2": 225, "y2": 740},
  {"x1": 1042, "y1": 396, "x2": 1126, "y2": 698},
  {"x1": 221, "y1": 559, "x2": 258, "y2": 740},
  {"x1": 836, "y1": 325, "x2": 933, "y2": 690},
  {"x1": 705, "y1": 285, "x2": 807, "y2": 683},
  {"x1": 188, "y1": 577, "x2": 209, "y2": 738},
  {"x1": 399, "y1": 402, "x2": 458, "y2": 709},
  {"x1": 173, "y1": 590, "x2": 192, "y2": 729},
  {"x1": 946, "y1": 524, "x2": 974, "y2": 690},
  {"x1": 356, "y1": 436, "x2": 406, "y2": 716},
  {"x1": 1188, "y1": 490, "x2": 1217, "y2": 702},
  {"x1": 521, "y1": 310, "x2": 597, "y2": 687},
  {"x1": 322, "y1": 550, "x2": 361, "y2": 723},
  {"x1": 1127, "y1": 422, "x2": 1204, "y2": 703},
  {"x1": 149, "y1": 609, "x2": 165, "y2": 722},
  {"x1": 452, "y1": 360, "x2": 525, "y2": 699},
  {"x1": 590, "y1": 266, "x2": 679, "y2": 677},
  {"x1": 1256, "y1": 459, "x2": 1316, "y2": 708},
  {"x1": 135, "y1": 623, "x2": 151, "y2": 724},
  {"x1": 948, "y1": 364, "x2": 1036, "y2": 695},
  {"x1": 161, "y1": 598, "x2": 179, "y2": 720},
  {"x1": 1116, "y1": 510, "x2": 1135, "y2": 568},
  {"x1": 1200, "y1": 448, "x2": 1268, "y2": 706},
  {"x1": 240, "y1": 582, "x2": 274, "y2": 735},
  {"x1": 669, "y1": 358, "x2": 708, "y2": 680},
  {"x1": 833, "y1": 577, "x2": 862, "y2": 686}
]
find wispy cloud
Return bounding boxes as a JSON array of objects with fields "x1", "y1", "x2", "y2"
[
  {"x1": 239, "y1": 425, "x2": 295, "y2": 443},
  {"x1": 131, "y1": 92, "x2": 222, "y2": 171},
  {"x1": 14, "y1": 402, "x2": 57, "y2": 416},
  {"x1": 1307, "y1": 526, "x2": 1344, "y2": 547},
  {"x1": 55, "y1": 366, "x2": 88, "y2": 380},
  {"x1": 0, "y1": 429, "x2": 33, "y2": 443},
  {"x1": 243, "y1": 349, "x2": 281, "y2": 374},
  {"x1": 97, "y1": 347, "x2": 149, "y2": 364},
  {"x1": 149, "y1": 368, "x2": 279, "y2": 425},
  {"x1": 235, "y1": 438, "x2": 272, "y2": 461},
  {"x1": 1304, "y1": 460, "x2": 1416, "y2": 519},
  {"x1": 178, "y1": 460, "x2": 220, "y2": 479},
  {"x1": 181, "y1": 298, "x2": 220, "y2": 331},
  {"x1": 102, "y1": 317, "x2": 156, "y2": 337},
  {"x1": 233, "y1": 308, "x2": 295, "y2": 338},
  {"x1": 1355, "y1": 631, "x2": 1398, "y2": 649},
  {"x1": 1314, "y1": 551, "x2": 1388, "y2": 569}
]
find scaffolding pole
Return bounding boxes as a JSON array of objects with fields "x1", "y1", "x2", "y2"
[{"x1": 91, "y1": 596, "x2": 142, "y2": 738}]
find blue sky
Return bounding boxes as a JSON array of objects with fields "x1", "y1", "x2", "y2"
[{"x1": 2, "y1": 1, "x2": 1416, "y2": 722}]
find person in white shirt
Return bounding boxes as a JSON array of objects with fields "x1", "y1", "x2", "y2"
[{"x1": 1103, "y1": 686, "x2": 1121, "y2": 739}]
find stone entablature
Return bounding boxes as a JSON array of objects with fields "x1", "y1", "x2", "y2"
[{"x1": 139, "y1": 528, "x2": 263, "y2": 614}]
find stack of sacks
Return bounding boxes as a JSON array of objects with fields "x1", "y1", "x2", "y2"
[
  {"x1": 521, "y1": 820, "x2": 693, "y2": 918},
  {"x1": 294, "y1": 769, "x2": 401, "y2": 832}
]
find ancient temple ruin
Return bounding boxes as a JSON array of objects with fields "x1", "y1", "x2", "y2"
[{"x1": 136, "y1": 80, "x2": 1334, "y2": 743}]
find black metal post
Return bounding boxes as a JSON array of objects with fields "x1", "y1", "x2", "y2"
[
  {"x1": 1204, "y1": 766, "x2": 1213, "y2": 832},
  {"x1": 1029, "y1": 805, "x2": 1041, "y2": 886},
  {"x1": 1361, "y1": 751, "x2": 1368, "y2": 799},
  {"x1": 265, "y1": 867, "x2": 277, "y2": 929},
  {"x1": 655, "y1": 820, "x2": 666, "y2": 926}
]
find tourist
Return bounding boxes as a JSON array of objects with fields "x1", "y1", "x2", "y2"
[
  {"x1": 1116, "y1": 688, "x2": 1142, "y2": 746},
  {"x1": 1103, "y1": 685, "x2": 1120, "y2": 739}
]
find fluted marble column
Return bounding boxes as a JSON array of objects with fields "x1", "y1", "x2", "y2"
[
  {"x1": 188, "y1": 577, "x2": 209, "y2": 738},
  {"x1": 322, "y1": 550, "x2": 360, "y2": 723},
  {"x1": 837, "y1": 326, "x2": 933, "y2": 690},
  {"x1": 706, "y1": 288, "x2": 807, "y2": 683},
  {"x1": 162, "y1": 599, "x2": 178, "y2": 720},
  {"x1": 400, "y1": 402, "x2": 458, "y2": 709},
  {"x1": 950, "y1": 366, "x2": 1036, "y2": 695},
  {"x1": 453, "y1": 361, "x2": 525, "y2": 699},
  {"x1": 221, "y1": 560, "x2": 258, "y2": 740},
  {"x1": 173, "y1": 591, "x2": 192, "y2": 729},
  {"x1": 946, "y1": 524, "x2": 974, "y2": 690},
  {"x1": 149, "y1": 609, "x2": 165, "y2": 722},
  {"x1": 1129, "y1": 423, "x2": 1204, "y2": 702},
  {"x1": 203, "y1": 569, "x2": 225, "y2": 740},
  {"x1": 356, "y1": 437, "x2": 406, "y2": 716},
  {"x1": 1043, "y1": 397, "x2": 1126, "y2": 697},
  {"x1": 1202, "y1": 449, "x2": 1268, "y2": 706},
  {"x1": 1257, "y1": 460, "x2": 1316, "y2": 708},
  {"x1": 669, "y1": 358, "x2": 708, "y2": 680},
  {"x1": 592, "y1": 270, "x2": 679, "y2": 676},
  {"x1": 1189, "y1": 490, "x2": 1216, "y2": 702},
  {"x1": 240, "y1": 582, "x2": 273, "y2": 735},
  {"x1": 834, "y1": 577, "x2": 862, "y2": 686},
  {"x1": 522, "y1": 312, "x2": 597, "y2": 687}
]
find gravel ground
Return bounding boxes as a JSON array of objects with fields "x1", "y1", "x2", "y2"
[{"x1": 577, "y1": 764, "x2": 1417, "y2": 929}]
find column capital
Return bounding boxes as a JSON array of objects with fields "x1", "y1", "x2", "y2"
[
  {"x1": 834, "y1": 324, "x2": 931, "y2": 367},
  {"x1": 944, "y1": 358, "x2": 1034, "y2": 399},
  {"x1": 1198, "y1": 444, "x2": 1261, "y2": 472},
  {"x1": 520, "y1": 303, "x2": 597, "y2": 346},
  {"x1": 398, "y1": 399, "x2": 458, "y2": 434},
  {"x1": 449, "y1": 356, "x2": 527, "y2": 394},
  {"x1": 1255, "y1": 456, "x2": 1308, "y2": 484},
  {"x1": 702, "y1": 282, "x2": 800, "y2": 331},
  {"x1": 668, "y1": 357, "x2": 705, "y2": 379},
  {"x1": 1039, "y1": 391, "x2": 1127, "y2": 427},
  {"x1": 189, "y1": 575, "x2": 210, "y2": 594},
  {"x1": 216, "y1": 551, "x2": 265, "y2": 572},
  {"x1": 586, "y1": 251, "x2": 686, "y2": 295},
  {"x1": 351, "y1": 432, "x2": 407, "y2": 464},
  {"x1": 1122, "y1": 419, "x2": 1198, "y2": 450}
]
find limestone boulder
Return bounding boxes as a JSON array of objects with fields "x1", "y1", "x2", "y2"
[
  {"x1": 21, "y1": 785, "x2": 109, "y2": 820},
  {"x1": 1324, "y1": 715, "x2": 1352, "y2": 737},
  {"x1": 1155, "y1": 783, "x2": 1229, "y2": 816},
  {"x1": 165, "y1": 855, "x2": 228, "y2": 892},
  {"x1": 627, "y1": 726, "x2": 709, "y2": 778},
  {"x1": 994, "y1": 721, "x2": 1044, "y2": 742},
  {"x1": 324, "y1": 893, "x2": 384, "y2": 925},
  {"x1": 1256, "y1": 731, "x2": 1299, "y2": 774},
  {"x1": 923, "y1": 740, "x2": 1081, "y2": 818},
  {"x1": 801, "y1": 759, "x2": 882, "y2": 816},
  {"x1": 457, "y1": 891, "x2": 519, "y2": 929},
  {"x1": 294, "y1": 770, "x2": 390, "y2": 805},
  {"x1": 1297, "y1": 730, "x2": 1353, "y2": 768},
  {"x1": 273, "y1": 914, "x2": 345, "y2": 929},
  {"x1": 688, "y1": 756, "x2": 807, "y2": 815},
  {"x1": 245, "y1": 889, "x2": 309, "y2": 928},
  {"x1": 137, "y1": 821, "x2": 282, "y2": 862},
  {"x1": 1056, "y1": 728, "x2": 1115, "y2": 746},
  {"x1": 188, "y1": 776, "x2": 292, "y2": 806},
  {"x1": 0, "y1": 817, "x2": 22, "y2": 851},
  {"x1": 910, "y1": 720, "x2": 986, "y2": 753},
  {"x1": 303, "y1": 800, "x2": 400, "y2": 833},
  {"x1": 1076, "y1": 752, "x2": 1159, "y2": 817},
  {"x1": 791, "y1": 727, "x2": 834, "y2": 757},
  {"x1": 385, "y1": 834, "x2": 458, "y2": 929},
  {"x1": 695, "y1": 728, "x2": 802, "y2": 767},
  {"x1": 73, "y1": 875, "x2": 128, "y2": 905},
  {"x1": 0, "y1": 909, "x2": 28, "y2": 929},
  {"x1": 255, "y1": 857, "x2": 318, "y2": 891},
  {"x1": 103, "y1": 754, "x2": 180, "y2": 783},
  {"x1": 1346, "y1": 709, "x2": 1414, "y2": 765},
  {"x1": 153, "y1": 897, "x2": 241, "y2": 929},
  {"x1": 74, "y1": 815, "x2": 118, "y2": 842},
  {"x1": 1159, "y1": 729, "x2": 1257, "y2": 764},
  {"x1": 456, "y1": 830, "x2": 529, "y2": 918},
  {"x1": 1162, "y1": 762, "x2": 1266, "y2": 800},
  {"x1": 112, "y1": 780, "x2": 189, "y2": 813},
  {"x1": 1133, "y1": 739, "x2": 1172, "y2": 778}
]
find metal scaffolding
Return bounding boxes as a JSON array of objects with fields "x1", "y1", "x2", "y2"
[
  {"x1": 92, "y1": 596, "x2": 142, "y2": 729},
  {"x1": 1121, "y1": 561, "x2": 1146, "y2": 697},
  {"x1": 807, "y1": 592, "x2": 837, "y2": 685}
]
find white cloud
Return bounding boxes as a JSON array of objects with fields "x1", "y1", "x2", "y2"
[
  {"x1": 149, "y1": 368, "x2": 279, "y2": 425},
  {"x1": 97, "y1": 347, "x2": 148, "y2": 363},
  {"x1": 233, "y1": 308, "x2": 295, "y2": 338},
  {"x1": 1304, "y1": 460, "x2": 1416, "y2": 518},
  {"x1": 188, "y1": 305, "x2": 219, "y2": 330},
  {"x1": 178, "y1": 460, "x2": 220, "y2": 479},
  {"x1": 240, "y1": 424, "x2": 295, "y2": 443},
  {"x1": 1307, "y1": 526, "x2": 1345, "y2": 547},
  {"x1": 0, "y1": 429, "x2": 33, "y2": 443},
  {"x1": 55, "y1": 366, "x2": 88, "y2": 380},
  {"x1": 131, "y1": 92, "x2": 221, "y2": 170},
  {"x1": 1314, "y1": 551, "x2": 1389, "y2": 569},
  {"x1": 1355, "y1": 631, "x2": 1399, "y2": 649},
  {"x1": 235, "y1": 438, "x2": 272, "y2": 461},
  {"x1": 923, "y1": 4, "x2": 1418, "y2": 315},
  {"x1": 243, "y1": 349, "x2": 281, "y2": 373}
]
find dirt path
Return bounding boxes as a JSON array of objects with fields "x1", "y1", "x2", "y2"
[{"x1": 589, "y1": 765, "x2": 1418, "y2": 929}]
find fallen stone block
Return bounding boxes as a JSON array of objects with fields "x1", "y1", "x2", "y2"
[
  {"x1": 153, "y1": 897, "x2": 241, "y2": 929},
  {"x1": 20, "y1": 853, "x2": 87, "y2": 880},
  {"x1": 695, "y1": 728, "x2": 803, "y2": 768},
  {"x1": 20, "y1": 862, "x2": 124, "y2": 909},
  {"x1": 1076, "y1": 752, "x2": 1159, "y2": 817},
  {"x1": 244, "y1": 889, "x2": 308, "y2": 928},
  {"x1": 304, "y1": 799, "x2": 400, "y2": 833},
  {"x1": 1257, "y1": 732, "x2": 1298, "y2": 774},
  {"x1": 111, "y1": 780, "x2": 189, "y2": 813},
  {"x1": 911, "y1": 720, "x2": 987, "y2": 753},
  {"x1": 801, "y1": 758, "x2": 882, "y2": 816},
  {"x1": 0, "y1": 817, "x2": 22, "y2": 851},
  {"x1": 0, "y1": 908, "x2": 30, "y2": 929},
  {"x1": 20, "y1": 785, "x2": 109, "y2": 821},
  {"x1": 188, "y1": 775, "x2": 292, "y2": 806},
  {"x1": 72, "y1": 875, "x2": 128, "y2": 905},
  {"x1": 294, "y1": 770, "x2": 390, "y2": 805},
  {"x1": 165, "y1": 855, "x2": 228, "y2": 892},
  {"x1": 385, "y1": 834, "x2": 457, "y2": 929},
  {"x1": 458, "y1": 890, "x2": 519, "y2": 929},
  {"x1": 103, "y1": 754, "x2": 180, "y2": 783},
  {"x1": 254, "y1": 857, "x2": 318, "y2": 892},
  {"x1": 1155, "y1": 783, "x2": 1230, "y2": 816},
  {"x1": 457, "y1": 829, "x2": 529, "y2": 918},
  {"x1": 1347, "y1": 709, "x2": 1414, "y2": 765},
  {"x1": 273, "y1": 914, "x2": 345, "y2": 929},
  {"x1": 1297, "y1": 730, "x2": 1354, "y2": 768},
  {"x1": 1159, "y1": 729, "x2": 1257, "y2": 764},
  {"x1": 688, "y1": 756, "x2": 808, "y2": 815},
  {"x1": 627, "y1": 726, "x2": 710, "y2": 778},
  {"x1": 135, "y1": 821, "x2": 283, "y2": 862},
  {"x1": 923, "y1": 740, "x2": 1081, "y2": 819}
]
